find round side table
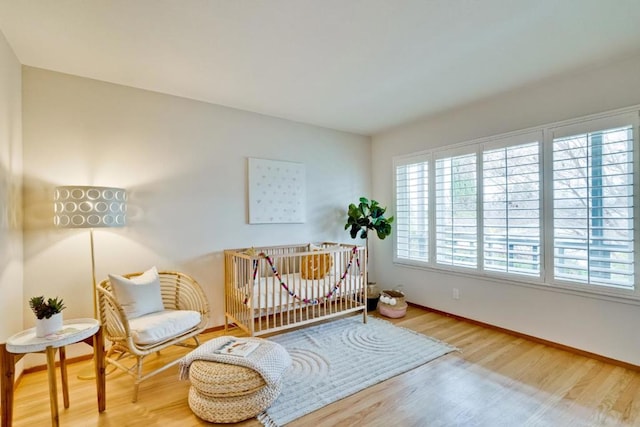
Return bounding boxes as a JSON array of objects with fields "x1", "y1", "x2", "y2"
[{"x1": 1, "y1": 318, "x2": 105, "y2": 427}]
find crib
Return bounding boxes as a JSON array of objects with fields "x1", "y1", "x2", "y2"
[{"x1": 224, "y1": 242, "x2": 367, "y2": 336}]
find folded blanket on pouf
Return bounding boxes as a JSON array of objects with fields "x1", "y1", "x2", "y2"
[{"x1": 179, "y1": 336, "x2": 291, "y2": 387}]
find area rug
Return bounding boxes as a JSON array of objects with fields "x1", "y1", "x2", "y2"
[{"x1": 257, "y1": 316, "x2": 457, "y2": 426}]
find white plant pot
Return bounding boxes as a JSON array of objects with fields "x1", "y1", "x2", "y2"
[{"x1": 35, "y1": 312, "x2": 63, "y2": 338}]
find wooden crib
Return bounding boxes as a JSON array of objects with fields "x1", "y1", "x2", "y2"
[{"x1": 224, "y1": 242, "x2": 367, "y2": 336}]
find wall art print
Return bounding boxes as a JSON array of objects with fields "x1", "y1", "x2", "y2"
[{"x1": 248, "y1": 158, "x2": 305, "y2": 224}]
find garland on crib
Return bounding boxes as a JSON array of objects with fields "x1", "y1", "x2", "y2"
[{"x1": 248, "y1": 246, "x2": 360, "y2": 305}]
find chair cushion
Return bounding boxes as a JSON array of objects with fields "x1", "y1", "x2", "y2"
[
  {"x1": 129, "y1": 309, "x2": 201, "y2": 344},
  {"x1": 109, "y1": 266, "x2": 164, "y2": 319}
]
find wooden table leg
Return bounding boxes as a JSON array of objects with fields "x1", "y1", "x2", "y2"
[
  {"x1": 93, "y1": 326, "x2": 106, "y2": 412},
  {"x1": 1, "y1": 343, "x2": 15, "y2": 427},
  {"x1": 59, "y1": 347, "x2": 69, "y2": 409},
  {"x1": 45, "y1": 346, "x2": 59, "y2": 427}
]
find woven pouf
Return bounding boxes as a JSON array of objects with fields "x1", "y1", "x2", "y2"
[{"x1": 188, "y1": 360, "x2": 282, "y2": 423}]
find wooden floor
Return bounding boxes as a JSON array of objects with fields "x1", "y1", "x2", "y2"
[{"x1": 8, "y1": 306, "x2": 640, "y2": 426}]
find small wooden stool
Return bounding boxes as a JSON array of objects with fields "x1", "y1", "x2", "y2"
[{"x1": 188, "y1": 360, "x2": 282, "y2": 423}]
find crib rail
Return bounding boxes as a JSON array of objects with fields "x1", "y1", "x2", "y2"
[{"x1": 224, "y1": 242, "x2": 367, "y2": 336}]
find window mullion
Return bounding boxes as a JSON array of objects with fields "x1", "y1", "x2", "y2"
[
  {"x1": 635, "y1": 121, "x2": 640, "y2": 297},
  {"x1": 504, "y1": 153, "x2": 510, "y2": 273},
  {"x1": 477, "y1": 148, "x2": 484, "y2": 273},
  {"x1": 586, "y1": 132, "x2": 594, "y2": 284},
  {"x1": 542, "y1": 129, "x2": 554, "y2": 284},
  {"x1": 428, "y1": 153, "x2": 436, "y2": 265}
]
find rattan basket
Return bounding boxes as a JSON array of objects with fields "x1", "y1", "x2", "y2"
[
  {"x1": 378, "y1": 289, "x2": 407, "y2": 318},
  {"x1": 187, "y1": 360, "x2": 282, "y2": 423},
  {"x1": 380, "y1": 290, "x2": 405, "y2": 306}
]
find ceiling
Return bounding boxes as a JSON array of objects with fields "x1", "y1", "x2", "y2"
[{"x1": 1, "y1": 1, "x2": 640, "y2": 136}]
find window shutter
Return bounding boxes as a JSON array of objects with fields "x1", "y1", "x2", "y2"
[
  {"x1": 435, "y1": 152, "x2": 477, "y2": 268},
  {"x1": 552, "y1": 124, "x2": 635, "y2": 288},
  {"x1": 483, "y1": 142, "x2": 541, "y2": 276},
  {"x1": 395, "y1": 160, "x2": 429, "y2": 262}
]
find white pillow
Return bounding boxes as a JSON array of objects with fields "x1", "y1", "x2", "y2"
[{"x1": 109, "y1": 266, "x2": 164, "y2": 319}]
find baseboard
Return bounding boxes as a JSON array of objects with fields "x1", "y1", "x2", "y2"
[
  {"x1": 408, "y1": 302, "x2": 640, "y2": 372},
  {"x1": 203, "y1": 324, "x2": 226, "y2": 334},
  {"x1": 22, "y1": 354, "x2": 94, "y2": 374}
]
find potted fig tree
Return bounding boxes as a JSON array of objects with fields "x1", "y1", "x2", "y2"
[{"x1": 345, "y1": 197, "x2": 394, "y2": 311}]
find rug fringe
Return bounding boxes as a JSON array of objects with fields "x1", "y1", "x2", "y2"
[{"x1": 257, "y1": 411, "x2": 280, "y2": 427}]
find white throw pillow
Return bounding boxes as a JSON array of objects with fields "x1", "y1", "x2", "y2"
[{"x1": 109, "y1": 266, "x2": 164, "y2": 319}]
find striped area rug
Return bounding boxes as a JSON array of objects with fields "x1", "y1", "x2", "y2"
[{"x1": 258, "y1": 316, "x2": 456, "y2": 426}]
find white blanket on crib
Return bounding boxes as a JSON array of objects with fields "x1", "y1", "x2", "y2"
[{"x1": 249, "y1": 272, "x2": 358, "y2": 309}]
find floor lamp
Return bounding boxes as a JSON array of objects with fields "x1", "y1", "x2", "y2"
[{"x1": 53, "y1": 186, "x2": 127, "y2": 379}]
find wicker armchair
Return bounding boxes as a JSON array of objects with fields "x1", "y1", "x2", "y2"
[{"x1": 97, "y1": 270, "x2": 209, "y2": 402}]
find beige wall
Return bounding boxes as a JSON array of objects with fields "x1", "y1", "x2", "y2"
[
  {"x1": 14, "y1": 43, "x2": 640, "y2": 368},
  {"x1": 372, "y1": 53, "x2": 640, "y2": 365},
  {"x1": 0, "y1": 31, "x2": 23, "y2": 342},
  {"x1": 22, "y1": 67, "x2": 370, "y2": 342}
]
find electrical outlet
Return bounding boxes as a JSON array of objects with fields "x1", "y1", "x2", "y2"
[{"x1": 452, "y1": 288, "x2": 460, "y2": 300}]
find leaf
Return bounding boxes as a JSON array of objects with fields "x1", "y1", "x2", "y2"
[
  {"x1": 356, "y1": 217, "x2": 370, "y2": 227},
  {"x1": 349, "y1": 224, "x2": 360, "y2": 239},
  {"x1": 359, "y1": 202, "x2": 369, "y2": 217},
  {"x1": 29, "y1": 295, "x2": 65, "y2": 319},
  {"x1": 348, "y1": 204, "x2": 362, "y2": 219}
]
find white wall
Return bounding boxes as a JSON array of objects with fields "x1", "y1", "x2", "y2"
[
  {"x1": 22, "y1": 68, "x2": 370, "y2": 347},
  {"x1": 0, "y1": 31, "x2": 23, "y2": 343},
  {"x1": 372, "y1": 54, "x2": 640, "y2": 365}
]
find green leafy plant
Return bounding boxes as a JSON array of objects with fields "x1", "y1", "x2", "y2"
[
  {"x1": 345, "y1": 197, "x2": 394, "y2": 241},
  {"x1": 29, "y1": 296, "x2": 66, "y2": 320}
]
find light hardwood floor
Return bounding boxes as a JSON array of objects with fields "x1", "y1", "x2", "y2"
[{"x1": 9, "y1": 306, "x2": 640, "y2": 426}]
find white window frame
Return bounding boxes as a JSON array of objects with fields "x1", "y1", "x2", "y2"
[
  {"x1": 543, "y1": 112, "x2": 639, "y2": 298},
  {"x1": 393, "y1": 106, "x2": 640, "y2": 302}
]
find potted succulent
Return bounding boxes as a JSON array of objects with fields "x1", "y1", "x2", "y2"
[
  {"x1": 345, "y1": 197, "x2": 394, "y2": 310},
  {"x1": 29, "y1": 296, "x2": 66, "y2": 337}
]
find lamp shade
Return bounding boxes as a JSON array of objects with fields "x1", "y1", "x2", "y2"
[{"x1": 54, "y1": 186, "x2": 127, "y2": 228}]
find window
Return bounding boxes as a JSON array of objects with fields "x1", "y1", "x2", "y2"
[
  {"x1": 551, "y1": 119, "x2": 635, "y2": 289},
  {"x1": 483, "y1": 141, "x2": 541, "y2": 276},
  {"x1": 393, "y1": 109, "x2": 638, "y2": 298},
  {"x1": 395, "y1": 157, "x2": 429, "y2": 263},
  {"x1": 435, "y1": 152, "x2": 477, "y2": 268}
]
